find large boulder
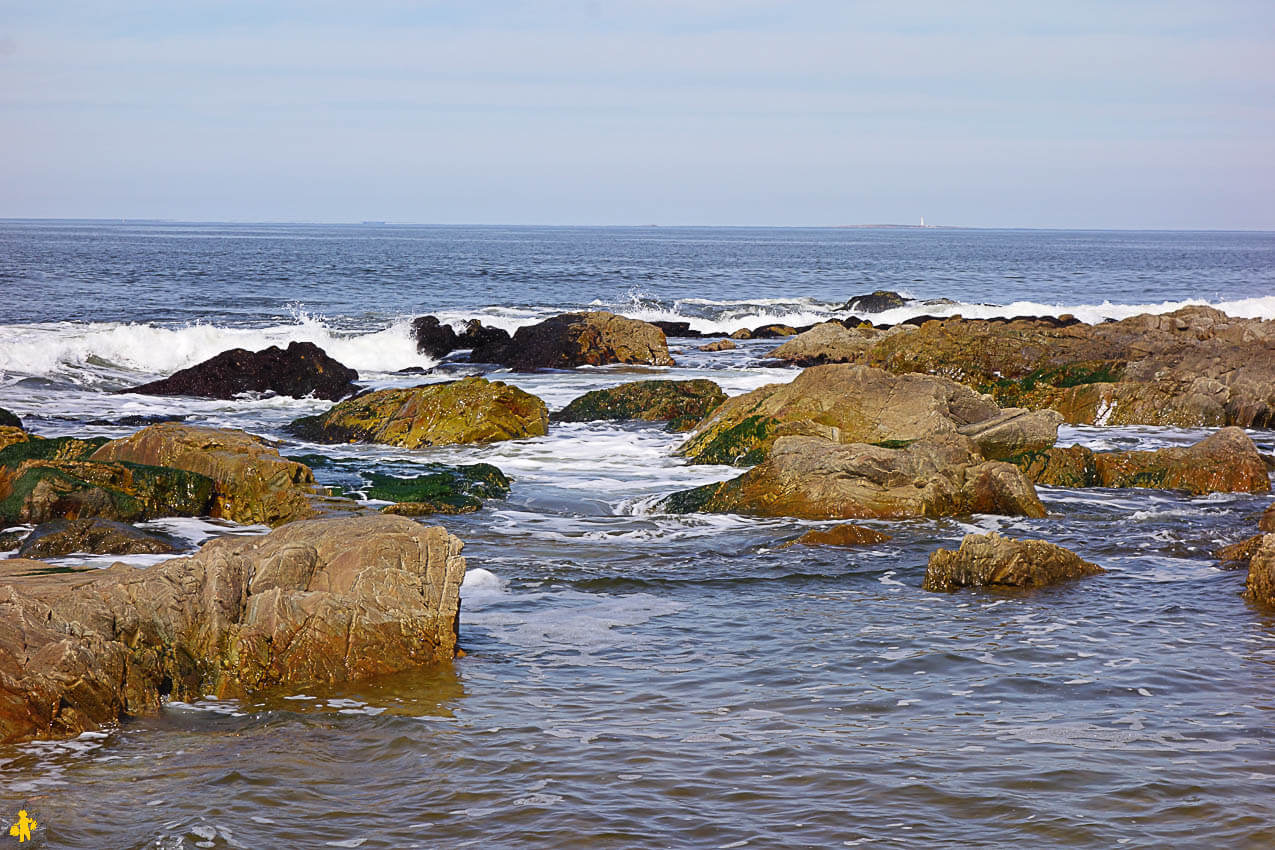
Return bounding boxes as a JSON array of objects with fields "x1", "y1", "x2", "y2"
[
  {"x1": 663, "y1": 436, "x2": 1045, "y2": 521},
  {"x1": 289, "y1": 377, "x2": 548, "y2": 449},
  {"x1": 1015, "y1": 427, "x2": 1270, "y2": 495},
  {"x1": 923, "y1": 532, "x2": 1104, "y2": 592},
  {"x1": 1244, "y1": 534, "x2": 1275, "y2": 606},
  {"x1": 677, "y1": 364, "x2": 1050, "y2": 466},
  {"x1": 474, "y1": 311, "x2": 675, "y2": 370},
  {"x1": 0, "y1": 514, "x2": 465, "y2": 744},
  {"x1": 17, "y1": 518, "x2": 179, "y2": 559},
  {"x1": 124, "y1": 342, "x2": 359, "y2": 401},
  {"x1": 411, "y1": 315, "x2": 460, "y2": 358},
  {"x1": 552, "y1": 379, "x2": 727, "y2": 432},
  {"x1": 90, "y1": 424, "x2": 321, "y2": 526},
  {"x1": 767, "y1": 307, "x2": 1275, "y2": 428},
  {"x1": 839, "y1": 289, "x2": 909, "y2": 313},
  {"x1": 0, "y1": 408, "x2": 20, "y2": 429}
]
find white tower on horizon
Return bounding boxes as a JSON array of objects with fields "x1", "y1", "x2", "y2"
[{"x1": 920, "y1": 215, "x2": 925, "y2": 227}]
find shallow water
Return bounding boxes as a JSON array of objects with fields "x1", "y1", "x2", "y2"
[{"x1": 1, "y1": 223, "x2": 1274, "y2": 848}]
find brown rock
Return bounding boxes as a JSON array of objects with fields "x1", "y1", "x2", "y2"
[
  {"x1": 697, "y1": 339, "x2": 737, "y2": 352},
  {"x1": 17, "y1": 518, "x2": 179, "y2": 559},
  {"x1": 923, "y1": 532, "x2": 1104, "y2": 592},
  {"x1": 1244, "y1": 534, "x2": 1275, "y2": 606},
  {"x1": 123, "y1": 341, "x2": 359, "y2": 401},
  {"x1": 779, "y1": 523, "x2": 892, "y2": 548},
  {"x1": 90, "y1": 423, "x2": 322, "y2": 526},
  {"x1": 957, "y1": 408, "x2": 1065, "y2": 461},
  {"x1": 0, "y1": 514, "x2": 465, "y2": 744},
  {"x1": 729, "y1": 328, "x2": 752, "y2": 340},
  {"x1": 475, "y1": 311, "x2": 675, "y2": 370},
  {"x1": 1218, "y1": 535, "x2": 1264, "y2": 568},
  {"x1": 1261, "y1": 503, "x2": 1275, "y2": 533},
  {"x1": 0, "y1": 427, "x2": 31, "y2": 451}
]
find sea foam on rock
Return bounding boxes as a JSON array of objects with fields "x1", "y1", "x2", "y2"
[{"x1": 0, "y1": 514, "x2": 466, "y2": 744}]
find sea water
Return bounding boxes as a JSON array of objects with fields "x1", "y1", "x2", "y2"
[{"x1": 0, "y1": 222, "x2": 1273, "y2": 848}]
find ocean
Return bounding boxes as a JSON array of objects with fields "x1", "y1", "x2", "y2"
[{"x1": 1, "y1": 221, "x2": 1274, "y2": 848}]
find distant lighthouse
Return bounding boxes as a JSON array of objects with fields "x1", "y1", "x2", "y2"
[{"x1": 920, "y1": 215, "x2": 925, "y2": 227}]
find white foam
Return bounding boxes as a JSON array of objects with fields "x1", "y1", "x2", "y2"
[{"x1": 461, "y1": 567, "x2": 507, "y2": 599}]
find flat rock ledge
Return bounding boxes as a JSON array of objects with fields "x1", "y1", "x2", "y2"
[
  {"x1": 0, "y1": 514, "x2": 465, "y2": 744},
  {"x1": 923, "y1": 532, "x2": 1104, "y2": 592}
]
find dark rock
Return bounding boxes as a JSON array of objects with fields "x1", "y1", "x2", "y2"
[
  {"x1": 348, "y1": 463, "x2": 511, "y2": 514},
  {"x1": 87, "y1": 414, "x2": 187, "y2": 427},
  {"x1": 459, "y1": 319, "x2": 512, "y2": 359},
  {"x1": 839, "y1": 290, "x2": 909, "y2": 313},
  {"x1": 123, "y1": 342, "x2": 359, "y2": 401},
  {"x1": 749, "y1": 324, "x2": 800, "y2": 339},
  {"x1": 552, "y1": 379, "x2": 727, "y2": 432},
  {"x1": 17, "y1": 518, "x2": 180, "y2": 559},
  {"x1": 0, "y1": 408, "x2": 21, "y2": 429},
  {"x1": 473, "y1": 311, "x2": 674, "y2": 370},
  {"x1": 411, "y1": 315, "x2": 460, "y2": 358},
  {"x1": 923, "y1": 532, "x2": 1104, "y2": 592},
  {"x1": 651, "y1": 321, "x2": 703, "y2": 339}
]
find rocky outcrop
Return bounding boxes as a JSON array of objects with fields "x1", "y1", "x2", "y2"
[
  {"x1": 957, "y1": 408, "x2": 1065, "y2": 462},
  {"x1": 766, "y1": 307, "x2": 1275, "y2": 428},
  {"x1": 698, "y1": 339, "x2": 736, "y2": 352},
  {"x1": 923, "y1": 532, "x2": 1104, "y2": 592},
  {"x1": 663, "y1": 436, "x2": 1045, "y2": 521},
  {"x1": 411, "y1": 315, "x2": 460, "y2": 358},
  {"x1": 473, "y1": 311, "x2": 675, "y2": 370},
  {"x1": 17, "y1": 518, "x2": 179, "y2": 559},
  {"x1": 552, "y1": 379, "x2": 727, "y2": 432},
  {"x1": 1243, "y1": 534, "x2": 1275, "y2": 606},
  {"x1": 289, "y1": 377, "x2": 548, "y2": 449},
  {"x1": 0, "y1": 515, "x2": 466, "y2": 744},
  {"x1": 1014, "y1": 427, "x2": 1270, "y2": 495},
  {"x1": 352, "y1": 463, "x2": 511, "y2": 515},
  {"x1": 0, "y1": 408, "x2": 20, "y2": 429},
  {"x1": 0, "y1": 427, "x2": 33, "y2": 451},
  {"x1": 124, "y1": 342, "x2": 359, "y2": 401},
  {"x1": 839, "y1": 290, "x2": 909, "y2": 313},
  {"x1": 90, "y1": 424, "x2": 321, "y2": 526},
  {"x1": 651, "y1": 321, "x2": 704, "y2": 339},
  {"x1": 778, "y1": 524, "x2": 892, "y2": 548},
  {"x1": 677, "y1": 364, "x2": 1048, "y2": 466}
]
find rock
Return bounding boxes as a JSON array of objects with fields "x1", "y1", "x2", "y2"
[
  {"x1": 289, "y1": 377, "x2": 548, "y2": 449},
  {"x1": 778, "y1": 524, "x2": 892, "y2": 548},
  {"x1": 749, "y1": 324, "x2": 799, "y2": 339},
  {"x1": 473, "y1": 311, "x2": 675, "y2": 370},
  {"x1": 1218, "y1": 535, "x2": 1264, "y2": 568},
  {"x1": 923, "y1": 532, "x2": 1104, "y2": 592},
  {"x1": 0, "y1": 427, "x2": 32, "y2": 452},
  {"x1": 766, "y1": 321, "x2": 885, "y2": 366},
  {"x1": 767, "y1": 307, "x2": 1275, "y2": 428},
  {"x1": 17, "y1": 518, "x2": 179, "y2": 559},
  {"x1": 651, "y1": 321, "x2": 703, "y2": 339},
  {"x1": 0, "y1": 457, "x2": 215, "y2": 526},
  {"x1": 90, "y1": 424, "x2": 321, "y2": 526},
  {"x1": 552, "y1": 379, "x2": 726, "y2": 432},
  {"x1": 411, "y1": 315, "x2": 460, "y2": 358},
  {"x1": 0, "y1": 514, "x2": 465, "y2": 744},
  {"x1": 350, "y1": 464, "x2": 511, "y2": 515},
  {"x1": 1014, "y1": 427, "x2": 1270, "y2": 495},
  {"x1": 0, "y1": 408, "x2": 20, "y2": 429},
  {"x1": 459, "y1": 319, "x2": 512, "y2": 357},
  {"x1": 698, "y1": 339, "x2": 736, "y2": 352},
  {"x1": 124, "y1": 342, "x2": 359, "y2": 401},
  {"x1": 1262, "y1": 503, "x2": 1275, "y2": 533},
  {"x1": 663, "y1": 436, "x2": 1045, "y2": 521},
  {"x1": 957, "y1": 408, "x2": 1065, "y2": 461},
  {"x1": 678, "y1": 365, "x2": 1005, "y2": 466},
  {"x1": 839, "y1": 290, "x2": 910, "y2": 313},
  {"x1": 0, "y1": 529, "x2": 28, "y2": 551},
  {"x1": 1243, "y1": 534, "x2": 1275, "y2": 606},
  {"x1": 729, "y1": 328, "x2": 752, "y2": 340}
]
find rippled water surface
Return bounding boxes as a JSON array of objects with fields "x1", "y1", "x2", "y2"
[{"x1": 1, "y1": 223, "x2": 1274, "y2": 848}]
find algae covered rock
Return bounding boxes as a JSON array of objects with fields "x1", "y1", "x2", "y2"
[
  {"x1": 90, "y1": 423, "x2": 321, "y2": 526},
  {"x1": 289, "y1": 377, "x2": 548, "y2": 448},
  {"x1": 351, "y1": 463, "x2": 511, "y2": 515},
  {"x1": 923, "y1": 532, "x2": 1104, "y2": 592},
  {"x1": 0, "y1": 514, "x2": 466, "y2": 744},
  {"x1": 663, "y1": 436, "x2": 1045, "y2": 521},
  {"x1": 475, "y1": 311, "x2": 675, "y2": 370},
  {"x1": 0, "y1": 458, "x2": 215, "y2": 526},
  {"x1": 125, "y1": 341, "x2": 359, "y2": 401},
  {"x1": 552, "y1": 379, "x2": 726, "y2": 432},
  {"x1": 17, "y1": 518, "x2": 180, "y2": 559},
  {"x1": 1244, "y1": 534, "x2": 1275, "y2": 606}
]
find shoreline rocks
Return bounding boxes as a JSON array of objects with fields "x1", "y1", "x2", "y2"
[
  {"x1": 0, "y1": 514, "x2": 466, "y2": 744},
  {"x1": 17, "y1": 518, "x2": 180, "y2": 559},
  {"x1": 1244, "y1": 534, "x2": 1275, "y2": 606},
  {"x1": 124, "y1": 342, "x2": 359, "y2": 401},
  {"x1": 471, "y1": 311, "x2": 675, "y2": 370},
  {"x1": 552, "y1": 379, "x2": 726, "y2": 432},
  {"x1": 923, "y1": 532, "x2": 1104, "y2": 592},
  {"x1": 289, "y1": 377, "x2": 548, "y2": 449}
]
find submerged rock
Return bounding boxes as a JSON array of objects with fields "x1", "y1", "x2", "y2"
[
  {"x1": 289, "y1": 377, "x2": 548, "y2": 449},
  {"x1": 1014, "y1": 427, "x2": 1269, "y2": 495},
  {"x1": 473, "y1": 311, "x2": 675, "y2": 370},
  {"x1": 352, "y1": 463, "x2": 511, "y2": 515},
  {"x1": 552, "y1": 379, "x2": 726, "y2": 432},
  {"x1": 697, "y1": 339, "x2": 736, "y2": 352},
  {"x1": 124, "y1": 342, "x2": 359, "y2": 401},
  {"x1": 778, "y1": 523, "x2": 892, "y2": 548},
  {"x1": 0, "y1": 514, "x2": 465, "y2": 744},
  {"x1": 90, "y1": 423, "x2": 321, "y2": 526},
  {"x1": 17, "y1": 518, "x2": 179, "y2": 559},
  {"x1": 923, "y1": 532, "x2": 1104, "y2": 592},
  {"x1": 663, "y1": 436, "x2": 1045, "y2": 521}
]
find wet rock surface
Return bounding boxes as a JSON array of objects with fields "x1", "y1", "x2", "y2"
[
  {"x1": 1243, "y1": 534, "x2": 1275, "y2": 607},
  {"x1": 553, "y1": 379, "x2": 727, "y2": 432},
  {"x1": 16, "y1": 517, "x2": 181, "y2": 559},
  {"x1": 125, "y1": 342, "x2": 359, "y2": 401},
  {"x1": 0, "y1": 514, "x2": 466, "y2": 744},
  {"x1": 472, "y1": 311, "x2": 675, "y2": 370},
  {"x1": 778, "y1": 523, "x2": 892, "y2": 548},
  {"x1": 923, "y1": 532, "x2": 1105, "y2": 592}
]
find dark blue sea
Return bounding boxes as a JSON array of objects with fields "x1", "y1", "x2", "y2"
[{"x1": 1, "y1": 221, "x2": 1274, "y2": 848}]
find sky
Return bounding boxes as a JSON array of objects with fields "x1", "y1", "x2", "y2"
[{"x1": 1, "y1": 1, "x2": 1272, "y2": 228}]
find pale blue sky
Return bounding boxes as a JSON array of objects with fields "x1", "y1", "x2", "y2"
[{"x1": 2, "y1": 1, "x2": 1272, "y2": 227}]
